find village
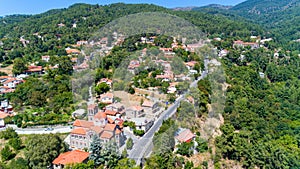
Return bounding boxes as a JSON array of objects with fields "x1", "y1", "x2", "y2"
[{"x1": 0, "y1": 30, "x2": 283, "y2": 168}]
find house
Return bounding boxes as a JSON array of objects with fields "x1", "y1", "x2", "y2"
[
  {"x1": 130, "y1": 117, "x2": 154, "y2": 132},
  {"x1": 69, "y1": 104, "x2": 124, "y2": 150},
  {"x1": 25, "y1": 66, "x2": 43, "y2": 75},
  {"x1": 65, "y1": 48, "x2": 81, "y2": 55},
  {"x1": 218, "y1": 49, "x2": 229, "y2": 57},
  {"x1": 185, "y1": 61, "x2": 198, "y2": 70},
  {"x1": 233, "y1": 40, "x2": 259, "y2": 49},
  {"x1": 0, "y1": 86, "x2": 14, "y2": 94},
  {"x1": 155, "y1": 70, "x2": 174, "y2": 82},
  {"x1": 186, "y1": 43, "x2": 203, "y2": 52},
  {"x1": 126, "y1": 106, "x2": 144, "y2": 118},
  {"x1": 72, "y1": 109, "x2": 85, "y2": 118},
  {"x1": 41, "y1": 55, "x2": 50, "y2": 62},
  {"x1": 98, "y1": 78, "x2": 113, "y2": 88},
  {"x1": 105, "y1": 103, "x2": 125, "y2": 114},
  {"x1": 168, "y1": 82, "x2": 178, "y2": 94},
  {"x1": 76, "y1": 41, "x2": 88, "y2": 46},
  {"x1": 0, "y1": 112, "x2": 11, "y2": 128},
  {"x1": 142, "y1": 100, "x2": 159, "y2": 114},
  {"x1": 128, "y1": 60, "x2": 140, "y2": 74},
  {"x1": 175, "y1": 128, "x2": 195, "y2": 143},
  {"x1": 57, "y1": 23, "x2": 65, "y2": 27},
  {"x1": 71, "y1": 58, "x2": 78, "y2": 63},
  {"x1": 2, "y1": 78, "x2": 23, "y2": 89},
  {"x1": 99, "y1": 93, "x2": 114, "y2": 104},
  {"x1": 52, "y1": 150, "x2": 89, "y2": 169},
  {"x1": 259, "y1": 72, "x2": 265, "y2": 78}
]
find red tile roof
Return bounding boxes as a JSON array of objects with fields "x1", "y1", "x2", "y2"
[
  {"x1": 52, "y1": 150, "x2": 89, "y2": 165},
  {"x1": 90, "y1": 126, "x2": 103, "y2": 134},
  {"x1": 73, "y1": 120, "x2": 94, "y2": 128},
  {"x1": 104, "y1": 123, "x2": 116, "y2": 132},
  {"x1": 94, "y1": 112, "x2": 107, "y2": 119},
  {"x1": 104, "y1": 109, "x2": 117, "y2": 116},
  {"x1": 175, "y1": 129, "x2": 195, "y2": 143},
  {"x1": 100, "y1": 131, "x2": 113, "y2": 139},
  {"x1": 71, "y1": 128, "x2": 87, "y2": 135}
]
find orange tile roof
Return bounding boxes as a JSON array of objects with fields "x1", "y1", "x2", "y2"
[
  {"x1": 66, "y1": 48, "x2": 80, "y2": 54},
  {"x1": 0, "y1": 113, "x2": 11, "y2": 119},
  {"x1": 71, "y1": 128, "x2": 87, "y2": 135},
  {"x1": 0, "y1": 76, "x2": 11, "y2": 80},
  {"x1": 100, "y1": 131, "x2": 113, "y2": 139},
  {"x1": 175, "y1": 129, "x2": 195, "y2": 143},
  {"x1": 73, "y1": 120, "x2": 94, "y2": 128},
  {"x1": 91, "y1": 126, "x2": 103, "y2": 134},
  {"x1": 52, "y1": 150, "x2": 89, "y2": 165},
  {"x1": 94, "y1": 112, "x2": 107, "y2": 119},
  {"x1": 100, "y1": 93, "x2": 114, "y2": 99},
  {"x1": 104, "y1": 109, "x2": 117, "y2": 116},
  {"x1": 107, "y1": 117, "x2": 114, "y2": 124},
  {"x1": 104, "y1": 123, "x2": 116, "y2": 132}
]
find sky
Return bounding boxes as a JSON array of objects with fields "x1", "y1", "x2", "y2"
[{"x1": 0, "y1": 0, "x2": 245, "y2": 16}]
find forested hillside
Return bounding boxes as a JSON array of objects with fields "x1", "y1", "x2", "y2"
[{"x1": 193, "y1": 0, "x2": 300, "y2": 50}]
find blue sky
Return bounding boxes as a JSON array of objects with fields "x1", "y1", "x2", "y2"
[{"x1": 0, "y1": 0, "x2": 245, "y2": 16}]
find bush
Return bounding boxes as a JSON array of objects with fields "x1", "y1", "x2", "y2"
[
  {"x1": 1, "y1": 145, "x2": 15, "y2": 161},
  {"x1": 195, "y1": 137, "x2": 208, "y2": 153},
  {"x1": 0, "y1": 127, "x2": 18, "y2": 140},
  {"x1": 133, "y1": 129, "x2": 145, "y2": 136}
]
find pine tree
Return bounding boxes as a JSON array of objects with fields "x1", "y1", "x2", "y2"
[
  {"x1": 89, "y1": 135, "x2": 103, "y2": 166},
  {"x1": 101, "y1": 141, "x2": 121, "y2": 168}
]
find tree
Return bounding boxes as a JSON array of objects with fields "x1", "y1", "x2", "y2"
[
  {"x1": 89, "y1": 135, "x2": 103, "y2": 166},
  {"x1": 65, "y1": 160, "x2": 95, "y2": 169},
  {"x1": 7, "y1": 157, "x2": 29, "y2": 169},
  {"x1": 58, "y1": 56, "x2": 73, "y2": 75},
  {"x1": 1, "y1": 145, "x2": 14, "y2": 161},
  {"x1": 25, "y1": 134, "x2": 67, "y2": 169},
  {"x1": 115, "y1": 158, "x2": 139, "y2": 169},
  {"x1": 176, "y1": 141, "x2": 194, "y2": 157},
  {"x1": 12, "y1": 58, "x2": 27, "y2": 75},
  {"x1": 195, "y1": 137, "x2": 208, "y2": 153},
  {"x1": 8, "y1": 137, "x2": 22, "y2": 150},
  {"x1": 126, "y1": 138, "x2": 133, "y2": 150},
  {"x1": 95, "y1": 82, "x2": 110, "y2": 95},
  {"x1": 101, "y1": 141, "x2": 121, "y2": 168}
]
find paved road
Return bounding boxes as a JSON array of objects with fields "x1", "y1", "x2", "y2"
[
  {"x1": 5, "y1": 124, "x2": 72, "y2": 134},
  {"x1": 128, "y1": 69, "x2": 208, "y2": 164}
]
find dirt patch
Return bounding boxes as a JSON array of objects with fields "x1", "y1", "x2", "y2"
[{"x1": 0, "y1": 64, "x2": 13, "y2": 76}]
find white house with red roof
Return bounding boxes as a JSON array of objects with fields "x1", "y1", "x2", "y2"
[
  {"x1": 99, "y1": 93, "x2": 114, "y2": 104},
  {"x1": 175, "y1": 128, "x2": 195, "y2": 143},
  {"x1": 41, "y1": 55, "x2": 50, "y2": 62}
]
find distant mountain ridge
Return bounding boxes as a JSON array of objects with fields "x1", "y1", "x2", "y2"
[{"x1": 231, "y1": 0, "x2": 300, "y2": 14}]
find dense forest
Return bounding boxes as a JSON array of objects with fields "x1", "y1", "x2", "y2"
[{"x1": 0, "y1": 1, "x2": 299, "y2": 169}]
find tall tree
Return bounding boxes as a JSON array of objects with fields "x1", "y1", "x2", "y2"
[
  {"x1": 89, "y1": 135, "x2": 103, "y2": 166},
  {"x1": 25, "y1": 134, "x2": 67, "y2": 169},
  {"x1": 12, "y1": 58, "x2": 27, "y2": 75}
]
